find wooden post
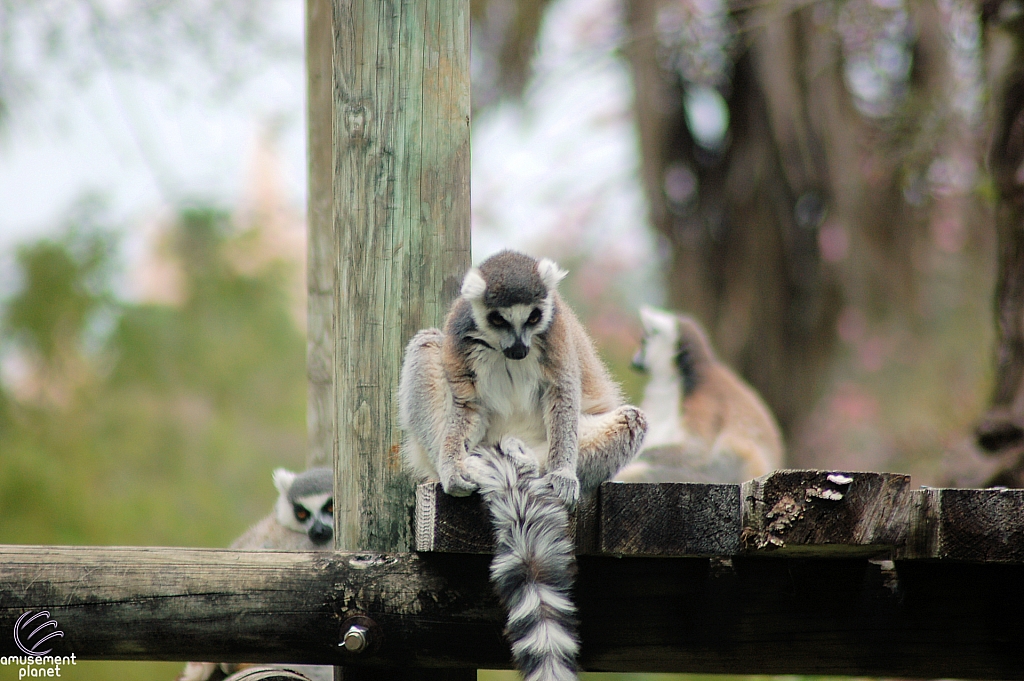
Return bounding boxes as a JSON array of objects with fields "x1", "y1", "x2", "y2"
[
  {"x1": 312, "y1": 1, "x2": 470, "y2": 676},
  {"x1": 307, "y1": 0, "x2": 335, "y2": 470},
  {"x1": 328, "y1": 0, "x2": 471, "y2": 551}
]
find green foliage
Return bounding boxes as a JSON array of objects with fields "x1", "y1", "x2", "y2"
[
  {"x1": 0, "y1": 202, "x2": 307, "y2": 680},
  {"x1": 0, "y1": 202, "x2": 307, "y2": 549},
  {"x1": 2, "y1": 197, "x2": 114, "y2": 362}
]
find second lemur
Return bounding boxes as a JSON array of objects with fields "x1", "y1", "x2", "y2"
[
  {"x1": 615, "y1": 306, "x2": 783, "y2": 484},
  {"x1": 399, "y1": 250, "x2": 647, "y2": 681},
  {"x1": 177, "y1": 468, "x2": 334, "y2": 681}
]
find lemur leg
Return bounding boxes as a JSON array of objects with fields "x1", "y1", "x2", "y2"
[
  {"x1": 575, "y1": 406, "x2": 648, "y2": 495},
  {"x1": 399, "y1": 329, "x2": 484, "y2": 496},
  {"x1": 712, "y1": 432, "x2": 775, "y2": 481}
]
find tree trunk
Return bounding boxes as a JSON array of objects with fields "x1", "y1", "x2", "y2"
[
  {"x1": 977, "y1": 5, "x2": 1024, "y2": 480},
  {"x1": 622, "y1": 0, "x2": 951, "y2": 458}
]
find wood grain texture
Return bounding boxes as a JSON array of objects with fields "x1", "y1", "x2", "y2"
[
  {"x1": 331, "y1": 0, "x2": 471, "y2": 552},
  {"x1": 4, "y1": 545, "x2": 1024, "y2": 677},
  {"x1": 902, "y1": 487, "x2": 1024, "y2": 561},
  {"x1": 599, "y1": 481, "x2": 741, "y2": 556},
  {"x1": 414, "y1": 483, "x2": 600, "y2": 553},
  {"x1": 741, "y1": 470, "x2": 912, "y2": 555},
  {"x1": 307, "y1": 0, "x2": 335, "y2": 470}
]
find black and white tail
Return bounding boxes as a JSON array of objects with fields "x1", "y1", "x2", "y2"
[{"x1": 464, "y1": 438, "x2": 579, "y2": 681}]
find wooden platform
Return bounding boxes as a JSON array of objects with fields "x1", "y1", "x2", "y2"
[
  {"x1": 417, "y1": 470, "x2": 1024, "y2": 561},
  {"x1": 3, "y1": 473, "x2": 1024, "y2": 678}
]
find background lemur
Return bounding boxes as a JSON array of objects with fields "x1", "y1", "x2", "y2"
[
  {"x1": 615, "y1": 306, "x2": 783, "y2": 484},
  {"x1": 177, "y1": 468, "x2": 334, "y2": 681},
  {"x1": 232, "y1": 467, "x2": 334, "y2": 550},
  {"x1": 399, "y1": 250, "x2": 647, "y2": 681}
]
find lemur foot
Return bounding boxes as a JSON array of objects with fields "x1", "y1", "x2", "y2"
[
  {"x1": 439, "y1": 460, "x2": 479, "y2": 497},
  {"x1": 497, "y1": 436, "x2": 541, "y2": 476}
]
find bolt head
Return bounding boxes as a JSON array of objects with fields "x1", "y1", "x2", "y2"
[{"x1": 342, "y1": 625, "x2": 368, "y2": 653}]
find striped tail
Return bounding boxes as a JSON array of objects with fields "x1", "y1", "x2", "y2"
[{"x1": 464, "y1": 438, "x2": 579, "y2": 681}]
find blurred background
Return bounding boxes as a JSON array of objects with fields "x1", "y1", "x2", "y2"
[{"x1": 0, "y1": 0, "x2": 1020, "y2": 678}]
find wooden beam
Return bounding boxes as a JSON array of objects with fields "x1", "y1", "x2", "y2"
[
  {"x1": 3, "y1": 545, "x2": 1024, "y2": 678},
  {"x1": 415, "y1": 472, "x2": 1024, "y2": 560},
  {"x1": 330, "y1": 0, "x2": 471, "y2": 552}
]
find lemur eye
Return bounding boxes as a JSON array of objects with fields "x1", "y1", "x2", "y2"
[
  {"x1": 294, "y1": 504, "x2": 310, "y2": 522},
  {"x1": 526, "y1": 308, "x2": 542, "y2": 325},
  {"x1": 487, "y1": 312, "x2": 509, "y2": 328},
  {"x1": 323, "y1": 500, "x2": 333, "y2": 515}
]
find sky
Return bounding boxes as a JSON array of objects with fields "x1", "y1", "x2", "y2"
[
  {"x1": 0, "y1": 0, "x2": 658, "y2": 305},
  {"x1": 0, "y1": 1, "x2": 306, "y2": 253}
]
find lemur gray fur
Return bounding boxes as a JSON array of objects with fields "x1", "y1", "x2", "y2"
[
  {"x1": 615, "y1": 306, "x2": 783, "y2": 484},
  {"x1": 177, "y1": 468, "x2": 334, "y2": 681},
  {"x1": 399, "y1": 250, "x2": 647, "y2": 681}
]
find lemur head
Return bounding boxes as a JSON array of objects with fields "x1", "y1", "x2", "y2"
[
  {"x1": 633, "y1": 306, "x2": 715, "y2": 393},
  {"x1": 461, "y1": 250, "x2": 567, "y2": 361},
  {"x1": 273, "y1": 467, "x2": 334, "y2": 546},
  {"x1": 632, "y1": 305, "x2": 679, "y2": 373}
]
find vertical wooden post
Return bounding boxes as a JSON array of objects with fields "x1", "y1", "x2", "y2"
[
  {"x1": 307, "y1": 0, "x2": 336, "y2": 470},
  {"x1": 329, "y1": 0, "x2": 471, "y2": 554}
]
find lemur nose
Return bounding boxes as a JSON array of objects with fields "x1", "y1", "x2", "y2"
[
  {"x1": 309, "y1": 521, "x2": 333, "y2": 545},
  {"x1": 504, "y1": 343, "x2": 529, "y2": 360},
  {"x1": 631, "y1": 349, "x2": 647, "y2": 372}
]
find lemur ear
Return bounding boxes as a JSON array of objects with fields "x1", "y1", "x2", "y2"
[
  {"x1": 273, "y1": 468, "x2": 297, "y2": 495},
  {"x1": 639, "y1": 305, "x2": 657, "y2": 332},
  {"x1": 461, "y1": 268, "x2": 487, "y2": 300},
  {"x1": 537, "y1": 258, "x2": 568, "y2": 290},
  {"x1": 639, "y1": 305, "x2": 676, "y2": 334}
]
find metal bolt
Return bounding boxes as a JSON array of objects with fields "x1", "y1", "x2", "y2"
[{"x1": 341, "y1": 624, "x2": 369, "y2": 653}]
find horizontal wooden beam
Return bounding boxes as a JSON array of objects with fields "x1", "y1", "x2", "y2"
[
  {"x1": 3, "y1": 544, "x2": 1024, "y2": 678},
  {"x1": 417, "y1": 472, "x2": 1024, "y2": 561}
]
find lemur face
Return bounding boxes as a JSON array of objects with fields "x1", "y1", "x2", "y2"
[
  {"x1": 288, "y1": 492, "x2": 334, "y2": 545},
  {"x1": 632, "y1": 305, "x2": 679, "y2": 373},
  {"x1": 461, "y1": 251, "x2": 567, "y2": 361},
  {"x1": 479, "y1": 303, "x2": 550, "y2": 360},
  {"x1": 273, "y1": 468, "x2": 334, "y2": 546}
]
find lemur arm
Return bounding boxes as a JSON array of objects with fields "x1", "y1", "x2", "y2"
[{"x1": 543, "y1": 371, "x2": 582, "y2": 508}]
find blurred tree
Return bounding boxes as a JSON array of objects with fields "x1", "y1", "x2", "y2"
[
  {"x1": 1, "y1": 196, "x2": 116, "y2": 405},
  {"x1": 975, "y1": 0, "x2": 1024, "y2": 482},
  {"x1": 618, "y1": 0, "x2": 976, "y2": 451},
  {"x1": 471, "y1": 0, "x2": 553, "y2": 109},
  {"x1": 0, "y1": 202, "x2": 306, "y2": 681},
  {"x1": 0, "y1": 202, "x2": 306, "y2": 552}
]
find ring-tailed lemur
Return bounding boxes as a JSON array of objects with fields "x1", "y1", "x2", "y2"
[
  {"x1": 399, "y1": 250, "x2": 647, "y2": 681},
  {"x1": 615, "y1": 306, "x2": 783, "y2": 484},
  {"x1": 177, "y1": 468, "x2": 334, "y2": 681}
]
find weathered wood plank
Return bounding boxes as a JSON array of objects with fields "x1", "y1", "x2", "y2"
[
  {"x1": 902, "y1": 487, "x2": 1024, "y2": 561},
  {"x1": 4, "y1": 545, "x2": 1024, "y2": 678},
  {"x1": 414, "y1": 484, "x2": 600, "y2": 553},
  {"x1": 741, "y1": 470, "x2": 913, "y2": 555},
  {"x1": 331, "y1": 0, "x2": 471, "y2": 552},
  {"x1": 599, "y1": 481, "x2": 741, "y2": 556},
  {"x1": 417, "y1": 473, "x2": 923, "y2": 557}
]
